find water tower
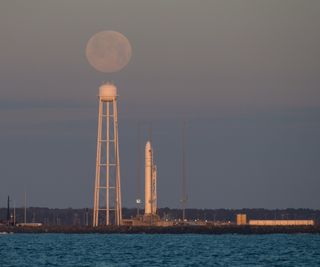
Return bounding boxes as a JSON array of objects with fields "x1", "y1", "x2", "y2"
[{"x1": 93, "y1": 82, "x2": 122, "y2": 226}]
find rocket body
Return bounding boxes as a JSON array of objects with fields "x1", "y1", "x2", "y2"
[
  {"x1": 145, "y1": 141, "x2": 157, "y2": 215},
  {"x1": 145, "y1": 142, "x2": 152, "y2": 214}
]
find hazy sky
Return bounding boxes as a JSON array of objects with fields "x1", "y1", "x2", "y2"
[{"x1": 1, "y1": 0, "x2": 320, "y2": 209}]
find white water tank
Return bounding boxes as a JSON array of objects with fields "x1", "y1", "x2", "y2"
[{"x1": 99, "y1": 83, "x2": 117, "y2": 101}]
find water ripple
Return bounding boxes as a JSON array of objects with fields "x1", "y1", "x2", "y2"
[{"x1": 0, "y1": 234, "x2": 320, "y2": 266}]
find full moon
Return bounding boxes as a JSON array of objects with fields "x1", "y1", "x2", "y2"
[{"x1": 86, "y1": 31, "x2": 132, "y2": 73}]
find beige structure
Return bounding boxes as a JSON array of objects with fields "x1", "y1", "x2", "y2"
[
  {"x1": 236, "y1": 214, "x2": 247, "y2": 225},
  {"x1": 16, "y1": 223, "x2": 42, "y2": 227},
  {"x1": 249, "y1": 220, "x2": 314, "y2": 226},
  {"x1": 145, "y1": 141, "x2": 157, "y2": 216},
  {"x1": 93, "y1": 83, "x2": 122, "y2": 226},
  {"x1": 122, "y1": 219, "x2": 173, "y2": 227}
]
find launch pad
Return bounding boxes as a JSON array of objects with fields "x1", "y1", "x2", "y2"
[{"x1": 122, "y1": 141, "x2": 173, "y2": 227}]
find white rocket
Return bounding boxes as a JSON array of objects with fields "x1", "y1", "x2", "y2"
[{"x1": 145, "y1": 141, "x2": 157, "y2": 215}]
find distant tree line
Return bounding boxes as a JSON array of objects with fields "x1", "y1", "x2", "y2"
[{"x1": 0, "y1": 207, "x2": 319, "y2": 226}]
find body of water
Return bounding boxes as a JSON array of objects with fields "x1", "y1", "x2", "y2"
[{"x1": 1, "y1": 234, "x2": 320, "y2": 266}]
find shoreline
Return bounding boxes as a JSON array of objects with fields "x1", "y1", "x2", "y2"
[{"x1": 1, "y1": 225, "x2": 320, "y2": 234}]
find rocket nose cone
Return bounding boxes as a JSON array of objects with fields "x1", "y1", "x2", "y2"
[
  {"x1": 145, "y1": 141, "x2": 152, "y2": 155},
  {"x1": 145, "y1": 141, "x2": 151, "y2": 150}
]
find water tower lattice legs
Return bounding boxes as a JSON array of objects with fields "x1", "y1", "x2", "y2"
[{"x1": 93, "y1": 97, "x2": 122, "y2": 226}]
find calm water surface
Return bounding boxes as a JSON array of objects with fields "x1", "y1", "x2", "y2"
[{"x1": 1, "y1": 234, "x2": 320, "y2": 266}]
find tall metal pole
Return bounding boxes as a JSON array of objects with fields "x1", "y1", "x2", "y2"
[
  {"x1": 136, "y1": 123, "x2": 141, "y2": 216},
  {"x1": 24, "y1": 191, "x2": 27, "y2": 224},
  {"x1": 7, "y1": 196, "x2": 10, "y2": 224},
  {"x1": 181, "y1": 121, "x2": 187, "y2": 221},
  {"x1": 13, "y1": 200, "x2": 16, "y2": 226}
]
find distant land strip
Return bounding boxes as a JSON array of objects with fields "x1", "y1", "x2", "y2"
[
  {"x1": 1, "y1": 208, "x2": 319, "y2": 226},
  {"x1": 1, "y1": 225, "x2": 320, "y2": 235}
]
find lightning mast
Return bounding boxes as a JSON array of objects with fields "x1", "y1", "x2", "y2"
[
  {"x1": 136, "y1": 123, "x2": 142, "y2": 216},
  {"x1": 181, "y1": 121, "x2": 188, "y2": 221}
]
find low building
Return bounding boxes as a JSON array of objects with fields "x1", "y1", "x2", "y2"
[
  {"x1": 249, "y1": 220, "x2": 314, "y2": 226},
  {"x1": 16, "y1": 223, "x2": 43, "y2": 227},
  {"x1": 236, "y1": 214, "x2": 247, "y2": 225},
  {"x1": 122, "y1": 218, "x2": 174, "y2": 227}
]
